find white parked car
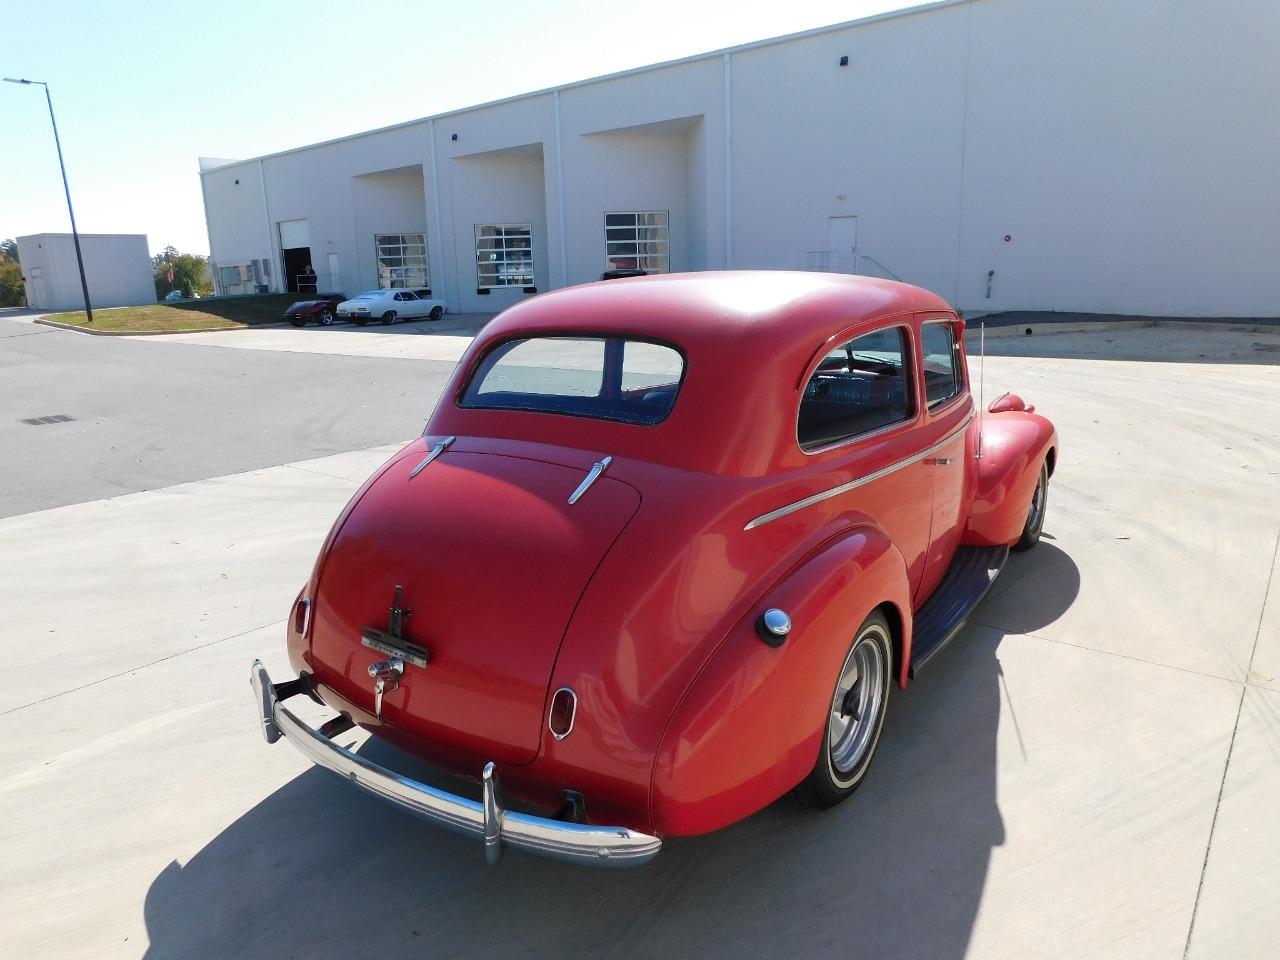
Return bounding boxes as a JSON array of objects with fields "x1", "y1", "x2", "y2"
[{"x1": 335, "y1": 289, "x2": 446, "y2": 325}]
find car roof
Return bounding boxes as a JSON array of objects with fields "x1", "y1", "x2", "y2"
[
  {"x1": 486, "y1": 271, "x2": 950, "y2": 346},
  {"x1": 436, "y1": 272, "x2": 958, "y2": 475}
]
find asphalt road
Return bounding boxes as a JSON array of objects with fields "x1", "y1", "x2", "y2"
[{"x1": 0, "y1": 316, "x2": 467, "y2": 517}]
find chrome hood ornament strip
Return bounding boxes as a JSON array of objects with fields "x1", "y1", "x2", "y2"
[
  {"x1": 568, "y1": 456, "x2": 613, "y2": 505},
  {"x1": 409, "y1": 435, "x2": 455, "y2": 479}
]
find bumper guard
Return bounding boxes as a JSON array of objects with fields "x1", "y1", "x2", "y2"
[{"x1": 250, "y1": 661, "x2": 661, "y2": 868}]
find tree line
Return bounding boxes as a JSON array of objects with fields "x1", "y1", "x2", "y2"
[{"x1": 0, "y1": 239, "x2": 22, "y2": 307}]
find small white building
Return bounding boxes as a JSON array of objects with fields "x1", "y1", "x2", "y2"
[
  {"x1": 199, "y1": 0, "x2": 1280, "y2": 317},
  {"x1": 17, "y1": 233, "x2": 154, "y2": 313}
]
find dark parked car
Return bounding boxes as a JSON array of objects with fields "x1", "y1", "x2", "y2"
[{"x1": 284, "y1": 293, "x2": 347, "y2": 327}]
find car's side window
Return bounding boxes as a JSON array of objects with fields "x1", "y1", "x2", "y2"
[
  {"x1": 798, "y1": 326, "x2": 914, "y2": 452},
  {"x1": 921, "y1": 322, "x2": 964, "y2": 408},
  {"x1": 402, "y1": 291, "x2": 419, "y2": 300}
]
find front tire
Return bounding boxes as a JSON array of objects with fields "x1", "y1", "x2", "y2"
[
  {"x1": 794, "y1": 610, "x2": 893, "y2": 810},
  {"x1": 1013, "y1": 461, "x2": 1049, "y2": 552},
  {"x1": 382, "y1": 311, "x2": 397, "y2": 326},
  {"x1": 319, "y1": 309, "x2": 334, "y2": 326}
]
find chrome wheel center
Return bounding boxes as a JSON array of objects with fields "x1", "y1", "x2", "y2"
[{"x1": 829, "y1": 634, "x2": 886, "y2": 775}]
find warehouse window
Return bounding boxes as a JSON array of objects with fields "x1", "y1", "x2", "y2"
[
  {"x1": 475, "y1": 224, "x2": 534, "y2": 287},
  {"x1": 605, "y1": 211, "x2": 669, "y2": 273},
  {"x1": 376, "y1": 233, "x2": 429, "y2": 289}
]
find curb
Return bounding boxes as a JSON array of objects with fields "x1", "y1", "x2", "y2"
[
  {"x1": 33, "y1": 317, "x2": 295, "y2": 337},
  {"x1": 965, "y1": 318, "x2": 1280, "y2": 340}
]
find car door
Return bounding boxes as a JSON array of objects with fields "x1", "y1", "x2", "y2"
[
  {"x1": 397, "y1": 290, "x2": 427, "y2": 318},
  {"x1": 796, "y1": 323, "x2": 934, "y2": 598},
  {"x1": 913, "y1": 314, "x2": 971, "y2": 605}
]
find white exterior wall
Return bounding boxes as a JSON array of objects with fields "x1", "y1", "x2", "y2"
[
  {"x1": 17, "y1": 233, "x2": 154, "y2": 312},
  {"x1": 200, "y1": 0, "x2": 1280, "y2": 318}
]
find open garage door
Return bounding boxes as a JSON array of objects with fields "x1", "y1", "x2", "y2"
[{"x1": 278, "y1": 220, "x2": 312, "y2": 293}]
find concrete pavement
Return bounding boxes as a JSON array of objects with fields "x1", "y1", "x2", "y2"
[{"x1": 1, "y1": 325, "x2": 1278, "y2": 958}]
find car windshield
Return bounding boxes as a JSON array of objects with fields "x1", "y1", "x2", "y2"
[{"x1": 460, "y1": 336, "x2": 684, "y2": 425}]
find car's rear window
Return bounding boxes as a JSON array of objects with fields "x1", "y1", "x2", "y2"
[{"x1": 460, "y1": 336, "x2": 684, "y2": 425}]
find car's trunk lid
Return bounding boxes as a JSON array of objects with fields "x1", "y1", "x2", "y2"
[{"x1": 308, "y1": 447, "x2": 640, "y2": 764}]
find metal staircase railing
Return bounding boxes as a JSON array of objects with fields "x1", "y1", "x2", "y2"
[{"x1": 800, "y1": 251, "x2": 903, "y2": 282}]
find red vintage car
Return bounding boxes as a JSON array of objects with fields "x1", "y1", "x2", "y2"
[
  {"x1": 251, "y1": 272, "x2": 1057, "y2": 868},
  {"x1": 283, "y1": 292, "x2": 347, "y2": 327}
]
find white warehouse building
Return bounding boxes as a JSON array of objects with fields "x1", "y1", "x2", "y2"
[{"x1": 199, "y1": 0, "x2": 1279, "y2": 318}]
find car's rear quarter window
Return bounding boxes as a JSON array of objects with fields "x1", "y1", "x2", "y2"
[
  {"x1": 461, "y1": 336, "x2": 684, "y2": 425},
  {"x1": 798, "y1": 326, "x2": 914, "y2": 451}
]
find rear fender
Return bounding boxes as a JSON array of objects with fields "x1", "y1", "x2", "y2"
[
  {"x1": 964, "y1": 412, "x2": 1058, "y2": 546},
  {"x1": 650, "y1": 525, "x2": 912, "y2": 836}
]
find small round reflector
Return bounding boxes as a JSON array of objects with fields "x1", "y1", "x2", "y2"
[{"x1": 548, "y1": 687, "x2": 577, "y2": 740}]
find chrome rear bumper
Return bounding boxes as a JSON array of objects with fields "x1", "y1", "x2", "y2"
[{"x1": 249, "y1": 661, "x2": 661, "y2": 868}]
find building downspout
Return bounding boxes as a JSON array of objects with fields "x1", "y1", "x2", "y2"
[
  {"x1": 722, "y1": 52, "x2": 733, "y2": 270},
  {"x1": 258, "y1": 158, "x2": 279, "y2": 293},
  {"x1": 554, "y1": 90, "x2": 569, "y2": 288},
  {"x1": 428, "y1": 119, "x2": 448, "y2": 310},
  {"x1": 197, "y1": 170, "x2": 218, "y2": 295}
]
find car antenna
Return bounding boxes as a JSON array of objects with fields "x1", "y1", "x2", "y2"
[{"x1": 976, "y1": 316, "x2": 985, "y2": 460}]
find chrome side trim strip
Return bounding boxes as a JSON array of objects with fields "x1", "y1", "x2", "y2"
[
  {"x1": 249, "y1": 661, "x2": 662, "y2": 868},
  {"x1": 567, "y1": 455, "x2": 612, "y2": 504},
  {"x1": 409, "y1": 435, "x2": 455, "y2": 478},
  {"x1": 744, "y1": 417, "x2": 973, "y2": 531}
]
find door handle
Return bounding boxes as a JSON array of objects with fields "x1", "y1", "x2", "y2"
[{"x1": 928, "y1": 457, "x2": 954, "y2": 465}]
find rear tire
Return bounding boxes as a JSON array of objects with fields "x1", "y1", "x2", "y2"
[
  {"x1": 319, "y1": 309, "x2": 334, "y2": 326},
  {"x1": 794, "y1": 611, "x2": 893, "y2": 810},
  {"x1": 1013, "y1": 462, "x2": 1049, "y2": 552},
  {"x1": 382, "y1": 311, "x2": 397, "y2": 326},
  {"x1": 429, "y1": 305, "x2": 443, "y2": 321}
]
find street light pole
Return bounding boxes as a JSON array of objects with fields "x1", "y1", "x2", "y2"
[{"x1": 4, "y1": 77, "x2": 94, "y2": 323}]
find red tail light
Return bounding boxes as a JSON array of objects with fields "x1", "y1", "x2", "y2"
[
  {"x1": 548, "y1": 687, "x2": 577, "y2": 740},
  {"x1": 293, "y1": 596, "x2": 313, "y2": 638}
]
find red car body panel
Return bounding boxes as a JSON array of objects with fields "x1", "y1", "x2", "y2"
[{"x1": 285, "y1": 272, "x2": 1057, "y2": 839}]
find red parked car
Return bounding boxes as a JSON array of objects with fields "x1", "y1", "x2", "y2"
[
  {"x1": 283, "y1": 292, "x2": 347, "y2": 327},
  {"x1": 251, "y1": 272, "x2": 1057, "y2": 867}
]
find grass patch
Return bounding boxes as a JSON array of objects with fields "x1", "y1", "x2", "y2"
[{"x1": 42, "y1": 294, "x2": 306, "y2": 333}]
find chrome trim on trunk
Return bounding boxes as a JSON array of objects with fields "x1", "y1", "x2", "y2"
[
  {"x1": 567, "y1": 456, "x2": 612, "y2": 505},
  {"x1": 249, "y1": 661, "x2": 662, "y2": 868},
  {"x1": 744, "y1": 416, "x2": 973, "y2": 531},
  {"x1": 409, "y1": 435, "x2": 455, "y2": 478}
]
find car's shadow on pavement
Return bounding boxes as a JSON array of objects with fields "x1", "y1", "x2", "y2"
[{"x1": 142, "y1": 544, "x2": 1079, "y2": 960}]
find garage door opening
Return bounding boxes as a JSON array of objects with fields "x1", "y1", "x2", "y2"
[{"x1": 278, "y1": 220, "x2": 313, "y2": 293}]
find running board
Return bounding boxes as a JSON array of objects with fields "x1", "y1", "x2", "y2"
[{"x1": 908, "y1": 545, "x2": 1009, "y2": 676}]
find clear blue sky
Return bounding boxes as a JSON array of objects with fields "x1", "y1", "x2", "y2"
[{"x1": 1, "y1": 0, "x2": 911, "y2": 256}]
